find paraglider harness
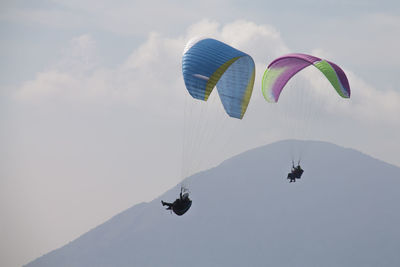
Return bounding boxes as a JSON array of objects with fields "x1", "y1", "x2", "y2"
[
  {"x1": 161, "y1": 187, "x2": 192, "y2": 216},
  {"x1": 287, "y1": 160, "x2": 304, "y2": 183}
]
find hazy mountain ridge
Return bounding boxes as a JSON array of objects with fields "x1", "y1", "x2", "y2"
[{"x1": 26, "y1": 140, "x2": 400, "y2": 267}]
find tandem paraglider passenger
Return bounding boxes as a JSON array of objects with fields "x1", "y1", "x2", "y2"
[
  {"x1": 287, "y1": 162, "x2": 304, "y2": 183},
  {"x1": 161, "y1": 187, "x2": 192, "y2": 216}
]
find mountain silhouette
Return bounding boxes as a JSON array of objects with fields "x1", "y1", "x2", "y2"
[{"x1": 26, "y1": 140, "x2": 400, "y2": 267}]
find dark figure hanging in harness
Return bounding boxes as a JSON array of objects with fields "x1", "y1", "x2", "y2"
[
  {"x1": 161, "y1": 187, "x2": 192, "y2": 216},
  {"x1": 287, "y1": 162, "x2": 304, "y2": 183}
]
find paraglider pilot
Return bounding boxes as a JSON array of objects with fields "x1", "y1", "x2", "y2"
[
  {"x1": 161, "y1": 187, "x2": 192, "y2": 216},
  {"x1": 287, "y1": 162, "x2": 304, "y2": 183}
]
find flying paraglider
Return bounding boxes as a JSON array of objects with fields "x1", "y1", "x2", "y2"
[
  {"x1": 261, "y1": 53, "x2": 351, "y2": 182},
  {"x1": 165, "y1": 38, "x2": 256, "y2": 215},
  {"x1": 182, "y1": 37, "x2": 256, "y2": 119},
  {"x1": 262, "y1": 53, "x2": 350, "y2": 103}
]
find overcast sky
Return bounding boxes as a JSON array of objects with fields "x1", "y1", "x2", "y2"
[{"x1": 1, "y1": 1, "x2": 400, "y2": 266}]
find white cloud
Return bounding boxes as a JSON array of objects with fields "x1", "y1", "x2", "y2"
[
  {"x1": 17, "y1": 71, "x2": 78, "y2": 101},
  {"x1": 15, "y1": 20, "x2": 400, "y2": 127},
  {"x1": 12, "y1": 20, "x2": 400, "y2": 176},
  {"x1": 13, "y1": 20, "x2": 289, "y2": 113},
  {"x1": 345, "y1": 71, "x2": 400, "y2": 124},
  {"x1": 298, "y1": 57, "x2": 400, "y2": 126},
  {"x1": 221, "y1": 20, "x2": 289, "y2": 57},
  {"x1": 9, "y1": 18, "x2": 400, "y2": 179}
]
